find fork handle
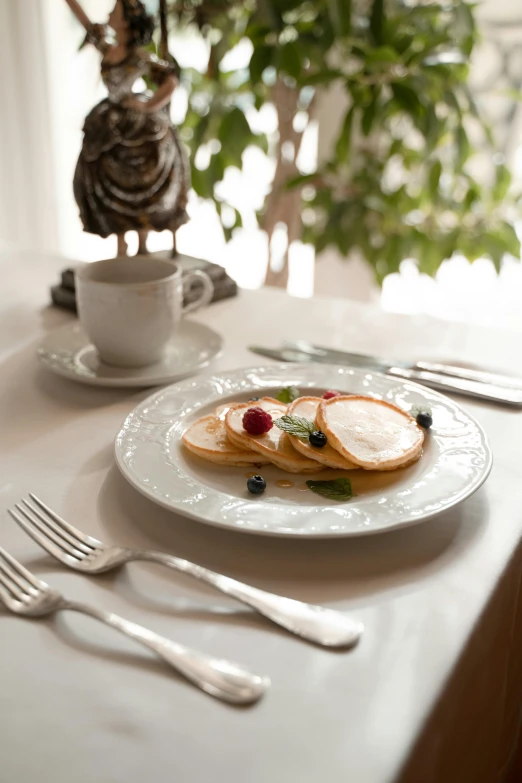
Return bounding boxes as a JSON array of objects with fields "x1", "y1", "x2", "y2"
[
  {"x1": 62, "y1": 600, "x2": 267, "y2": 705},
  {"x1": 129, "y1": 550, "x2": 363, "y2": 648}
]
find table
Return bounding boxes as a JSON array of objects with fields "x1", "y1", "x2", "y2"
[{"x1": 2, "y1": 244, "x2": 522, "y2": 783}]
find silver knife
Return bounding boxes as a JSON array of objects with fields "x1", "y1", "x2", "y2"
[
  {"x1": 284, "y1": 340, "x2": 522, "y2": 391},
  {"x1": 248, "y1": 345, "x2": 522, "y2": 407}
]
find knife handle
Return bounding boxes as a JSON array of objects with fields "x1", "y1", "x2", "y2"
[
  {"x1": 388, "y1": 367, "x2": 522, "y2": 407},
  {"x1": 415, "y1": 361, "x2": 522, "y2": 391}
]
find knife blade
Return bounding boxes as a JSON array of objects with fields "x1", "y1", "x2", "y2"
[
  {"x1": 248, "y1": 345, "x2": 522, "y2": 407},
  {"x1": 284, "y1": 340, "x2": 522, "y2": 391}
]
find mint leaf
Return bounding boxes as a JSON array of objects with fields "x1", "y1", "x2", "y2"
[
  {"x1": 274, "y1": 414, "x2": 315, "y2": 439},
  {"x1": 410, "y1": 404, "x2": 432, "y2": 418},
  {"x1": 276, "y1": 386, "x2": 300, "y2": 403},
  {"x1": 306, "y1": 478, "x2": 353, "y2": 501}
]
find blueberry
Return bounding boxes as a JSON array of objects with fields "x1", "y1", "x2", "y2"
[
  {"x1": 309, "y1": 431, "x2": 327, "y2": 448},
  {"x1": 416, "y1": 412, "x2": 433, "y2": 429},
  {"x1": 249, "y1": 396, "x2": 260, "y2": 401},
  {"x1": 247, "y1": 475, "x2": 266, "y2": 494}
]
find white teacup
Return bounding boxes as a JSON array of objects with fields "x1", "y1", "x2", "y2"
[{"x1": 76, "y1": 257, "x2": 214, "y2": 368}]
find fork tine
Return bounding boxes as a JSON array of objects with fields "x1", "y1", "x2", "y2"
[
  {"x1": 0, "y1": 559, "x2": 31, "y2": 593},
  {"x1": 0, "y1": 579, "x2": 14, "y2": 606},
  {"x1": 0, "y1": 545, "x2": 43, "y2": 590},
  {"x1": 29, "y1": 494, "x2": 98, "y2": 549},
  {"x1": 8, "y1": 507, "x2": 81, "y2": 564},
  {"x1": 14, "y1": 504, "x2": 83, "y2": 558},
  {"x1": 0, "y1": 563, "x2": 26, "y2": 601},
  {"x1": 22, "y1": 498, "x2": 93, "y2": 555}
]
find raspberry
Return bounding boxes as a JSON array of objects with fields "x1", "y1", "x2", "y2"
[
  {"x1": 242, "y1": 407, "x2": 274, "y2": 435},
  {"x1": 323, "y1": 390, "x2": 341, "y2": 400}
]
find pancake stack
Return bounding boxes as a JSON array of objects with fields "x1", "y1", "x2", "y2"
[{"x1": 182, "y1": 394, "x2": 424, "y2": 473}]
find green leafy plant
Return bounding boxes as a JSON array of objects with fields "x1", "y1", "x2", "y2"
[{"x1": 167, "y1": 0, "x2": 520, "y2": 286}]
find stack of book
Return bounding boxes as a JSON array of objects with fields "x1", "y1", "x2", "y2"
[{"x1": 51, "y1": 252, "x2": 238, "y2": 313}]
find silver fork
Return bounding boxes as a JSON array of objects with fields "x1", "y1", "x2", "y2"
[
  {"x1": 0, "y1": 544, "x2": 267, "y2": 705},
  {"x1": 9, "y1": 494, "x2": 363, "y2": 648}
]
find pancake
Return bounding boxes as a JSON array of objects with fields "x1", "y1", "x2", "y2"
[
  {"x1": 182, "y1": 404, "x2": 269, "y2": 467},
  {"x1": 316, "y1": 395, "x2": 424, "y2": 470},
  {"x1": 225, "y1": 398, "x2": 323, "y2": 473},
  {"x1": 286, "y1": 397, "x2": 358, "y2": 470}
]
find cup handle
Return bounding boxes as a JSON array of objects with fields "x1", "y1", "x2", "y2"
[{"x1": 182, "y1": 270, "x2": 214, "y2": 314}]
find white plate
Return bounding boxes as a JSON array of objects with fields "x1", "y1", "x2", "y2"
[
  {"x1": 37, "y1": 321, "x2": 222, "y2": 388},
  {"x1": 115, "y1": 364, "x2": 492, "y2": 538}
]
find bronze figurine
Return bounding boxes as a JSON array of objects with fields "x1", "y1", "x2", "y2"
[{"x1": 65, "y1": 0, "x2": 189, "y2": 256}]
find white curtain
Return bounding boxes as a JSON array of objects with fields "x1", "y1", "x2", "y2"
[
  {"x1": 0, "y1": 0, "x2": 115, "y2": 258},
  {"x1": 42, "y1": 0, "x2": 118, "y2": 260},
  {"x1": 0, "y1": 0, "x2": 58, "y2": 251}
]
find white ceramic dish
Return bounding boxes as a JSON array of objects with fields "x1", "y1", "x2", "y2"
[
  {"x1": 37, "y1": 321, "x2": 222, "y2": 388},
  {"x1": 115, "y1": 364, "x2": 492, "y2": 538}
]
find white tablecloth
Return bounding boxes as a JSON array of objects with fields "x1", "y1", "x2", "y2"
[{"x1": 2, "y1": 245, "x2": 522, "y2": 783}]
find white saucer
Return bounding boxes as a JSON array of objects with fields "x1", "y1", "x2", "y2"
[{"x1": 37, "y1": 321, "x2": 222, "y2": 387}]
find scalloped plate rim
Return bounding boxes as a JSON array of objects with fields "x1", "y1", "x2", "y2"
[{"x1": 114, "y1": 363, "x2": 493, "y2": 538}]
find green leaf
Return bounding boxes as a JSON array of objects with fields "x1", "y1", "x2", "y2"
[
  {"x1": 191, "y1": 113, "x2": 210, "y2": 150},
  {"x1": 455, "y1": 2, "x2": 475, "y2": 52},
  {"x1": 218, "y1": 108, "x2": 252, "y2": 159},
  {"x1": 208, "y1": 152, "x2": 225, "y2": 185},
  {"x1": 425, "y1": 105, "x2": 441, "y2": 152},
  {"x1": 190, "y1": 165, "x2": 212, "y2": 199},
  {"x1": 302, "y1": 69, "x2": 343, "y2": 86},
  {"x1": 249, "y1": 45, "x2": 273, "y2": 83},
  {"x1": 246, "y1": 22, "x2": 272, "y2": 46},
  {"x1": 327, "y1": 0, "x2": 351, "y2": 37},
  {"x1": 493, "y1": 164, "x2": 511, "y2": 203},
  {"x1": 275, "y1": 386, "x2": 301, "y2": 404},
  {"x1": 463, "y1": 184, "x2": 480, "y2": 210},
  {"x1": 336, "y1": 106, "x2": 354, "y2": 162},
  {"x1": 255, "y1": 0, "x2": 282, "y2": 32},
  {"x1": 365, "y1": 46, "x2": 399, "y2": 65},
  {"x1": 485, "y1": 224, "x2": 520, "y2": 264},
  {"x1": 391, "y1": 83, "x2": 423, "y2": 119},
  {"x1": 456, "y1": 125, "x2": 470, "y2": 169},
  {"x1": 219, "y1": 130, "x2": 244, "y2": 170},
  {"x1": 250, "y1": 132, "x2": 269, "y2": 155},
  {"x1": 362, "y1": 99, "x2": 377, "y2": 136},
  {"x1": 386, "y1": 234, "x2": 403, "y2": 275},
  {"x1": 428, "y1": 160, "x2": 442, "y2": 198},
  {"x1": 273, "y1": 414, "x2": 315, "y2": 438},
  {"x1": 370, "y1": 0, "x2": 385, "y2": 45},
  {"x1": 444, "y1": 89, "x2": 462, "y2": 118},
  {"x1": 305, "y1": 478, "x2": 353, "y2": 501},
  {"x1": 286, "y1": 173, "x2": 319, "y2": 190},
  {"x1": 280, "y1": 41, "x2": 302, "y2": 80},
  {"x1": 484, "y1": 233, "x2": 504, "y2": 272},
  {"x1": 254, "y1": 91, "x2": 264, "y2": 111},
  {"x1": 418, "y1": 237, "x2": 444, "y2": 276},
  {"x1": 499, "y1": 224, "x2": 520, "y2": 258}
]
